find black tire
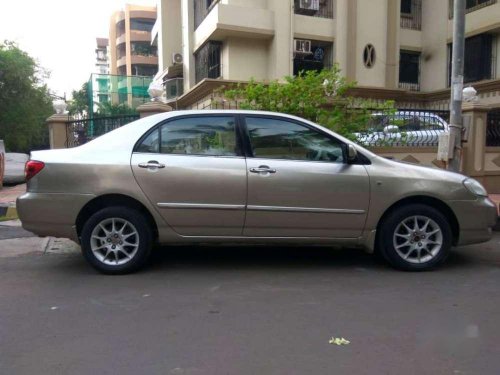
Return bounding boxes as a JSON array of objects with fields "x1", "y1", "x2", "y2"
[
  {"x1": 81, "y1": 206, "x2": 153, "y2": 274},
  {"x1": 377, "y1": 203, "x2": 452, "y2": 271}
]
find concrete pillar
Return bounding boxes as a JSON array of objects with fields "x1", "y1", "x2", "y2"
[
  {"x1": 385, "y1": 0, "x2": 400, "y2": 89},
  {"x1": 461, "y1": 102, "x2": 490, "y2": 177},
  {"x1": 268, "y1": 0, "x2": 293, "y2": 80},
  {"x1": 181, "y1": 0, "x2": 196, "y2": 93},
  {"x1": 136, "y1": 101, "x2": 173, "y2": 118},
  {"x1": 335, "y1": 0, "x2": 357, "y2": 81},
  {"x1": 47, "y1": 114, "x2": 70, "y2": 149}
]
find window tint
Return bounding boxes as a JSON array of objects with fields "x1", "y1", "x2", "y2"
[
  {"x1": 160, "y1": 116, "x2": 238, "y2": 156},
  {"x1": 136, "y1": 128, "x2": 159, "y2": 153},
  {"x1": 245, "y1": 117, "x2": 344, "y2": 163}
]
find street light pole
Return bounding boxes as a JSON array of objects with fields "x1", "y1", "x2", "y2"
[{"x1": 448, "y1": 0, "x2": 466, "y2": 172}]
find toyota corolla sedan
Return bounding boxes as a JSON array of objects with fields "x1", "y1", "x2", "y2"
[{"x1": 17, "y1": 110, "x2": 497, "y2": 274}]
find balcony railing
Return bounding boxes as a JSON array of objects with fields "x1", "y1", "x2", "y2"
[
  {"x1": 294, "y1": 0, "x2": 334, "y2": 19},
  {"x1": 398, "y1": 82, "x2": 420, "y2": 92},
  {"x1": 400, "y1": 0, "x2": 422, "y2": 30},
  {"x1": 449, "y1": 0, "x2": 497, "y2": 18}
]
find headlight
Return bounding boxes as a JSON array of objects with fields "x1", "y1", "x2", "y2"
[{"x1": 463, "y1": 178, "x2": 488, "y2": 197}]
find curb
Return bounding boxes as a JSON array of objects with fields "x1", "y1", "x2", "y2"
[{"x1": 0, "y1": 206, "x2": 18, "y2": 220}]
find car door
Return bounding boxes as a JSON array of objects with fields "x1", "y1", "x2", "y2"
[
  {"x1": 131, "y1": 115, "x2": 247, "y2": 236},
  {"x1": 242, "y1": 115, "x2": 370, "y2": 238}
]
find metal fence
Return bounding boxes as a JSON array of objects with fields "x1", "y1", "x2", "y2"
[
  {"x1": 354, "y1": 109, "x2": 450, "y2": 147},
  {"x1": 193, "y1": 98, "x2": 450, "y2": 148},
  {"x1": 66, "y1": 114, "x2": 140, "y2": 148},
  {"x1": 487, "y1": 109, "x2": 500, "y2": 147}
]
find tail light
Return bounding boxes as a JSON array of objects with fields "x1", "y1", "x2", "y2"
[{"x1": 25, "y1": 160, "x2": 45, "y2": 181}]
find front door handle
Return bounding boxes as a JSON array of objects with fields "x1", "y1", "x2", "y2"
[
  {"x1": 250, "y1": 166, "x2": 277, "y2": 174},
  {"x1": 138, "y1": 161, "x2": 166, "y2": 169}
]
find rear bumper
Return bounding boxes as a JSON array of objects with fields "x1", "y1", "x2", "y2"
[
  {"x1": 448, "y1": 197, "x2": 498, "y2": 246},
  {"x1": 17, "y1": 192, "x2": 95, "y2": 241}
]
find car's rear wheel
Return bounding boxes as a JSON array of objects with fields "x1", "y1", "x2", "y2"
[
  {"x1": 378, "y1": 204, "x2": 452, "y2": 271},
  {"x1": 81, "y1": 207, "x2": 152, "y2": 274}
]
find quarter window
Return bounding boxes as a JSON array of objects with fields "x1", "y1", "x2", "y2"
[
  {"x1": 136, "y1": 129, "x2": 159, "y2": 153},
  {"x1": 245, "y1": 117, "x2": 345, "y2": 163},
  {"x1": 160, "y1": 116, "x2": 238, "y2": 156}
]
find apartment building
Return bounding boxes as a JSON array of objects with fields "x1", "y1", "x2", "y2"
[
  {"x1": 151, "y1": 0, "x2": 500, "y2": 108},
  {"x1": 109, "y1": 4, "x2": 158, "y2": 77},
  {"x1": 94, "y1": 38, "x2": 111, "y2": 105},
  {"x1": 95, "y1": 38, "x2": 110, "y2": 75}
]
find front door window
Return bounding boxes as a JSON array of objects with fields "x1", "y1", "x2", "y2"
[{"x1": 245, "y1": 117, "x2": 344, "y2": 163}]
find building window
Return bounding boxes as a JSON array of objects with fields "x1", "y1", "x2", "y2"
[
  {"x1": 363, "y1": 44, "x2": 376, "y2": 68},
  {"x1": 131, "y1": 42, "x2": 158, "y2": 57},
  {"x1": 401, "y1": 0, "x2": 412, "y2": 13},
  {"x1": 130, "y1": 18, "x2": 155, "y2": 32},
  {"x1": 399, "y1": 50, "x2": 420, "y2": 91},
  {"x1": 132, "y1": 64, "x2": 158, "y2": 77},
  {"x1": 195, "y1": 41, "x2": 222, "y2": 83},
  {"x1": 293, "y1": 40, "x2": 333, "y2": 76},
  {"x1": 449, "y1": 0, "x2": 497, "y2": 18},
  {"x1": 194, "y1": 0, "x2": 219, "y2": 29},
  {"x1": 117, "y1": 44, "x2": 126, "y2": 60},
  {"x1": 116, "y1": 20, "x2": 126, "y2": 37},
  {"x1": 400, "y1": 0, "x2": 422, "y2": 30},
  {"x1": 448, "y1": 34, "x2": 495, "y2": 85},
  {"x1": 294, "y1": 0, "x2": 334, "y2": 19}
]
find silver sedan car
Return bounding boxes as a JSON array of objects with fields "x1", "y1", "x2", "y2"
[{"x1": 17, "y1": 110, "x2": 497, "y2": 274}]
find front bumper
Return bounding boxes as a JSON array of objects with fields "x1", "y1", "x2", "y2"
[
  {"x1": 17, "y1": 192, "x2": 95, "y2": 241},
  {"x1": 448, "y1": 196, "x2": 498, "y2": 246}
]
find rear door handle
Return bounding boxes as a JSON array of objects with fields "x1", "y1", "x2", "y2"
[
  {"x1": 138, "y1": 161, "x2": 166, "y2": 169},
  {"x1": 250, "y1": 166, "x2": 276, "y2": 174}
]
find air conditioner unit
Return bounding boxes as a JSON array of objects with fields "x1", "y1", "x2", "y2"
[
  {"x1": 172, "y1": 53, "x2": 183, "y2": 65},
  {"x1": 294, "y1": 39, "x2": 312, "y2": 55},
  {"x1": 298, "y1": 0, "x2": 320, "y2": 11}
]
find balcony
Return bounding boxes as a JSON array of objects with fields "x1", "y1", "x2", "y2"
[
  {"x1": 294, "y1": 0, "x2": 334, "y2": 19},
  {"x1": 400, "y1": 0, "x2": 422, "y2": 30},
  {"x1": 449, "y1": 0, "x2": 497, "y2": 18},
  {"x1": 164, "y1": 78, "x2": 184, "y2": 101},
  {"x1": 130, "y1": 55, "x2": 159, "y2": 65},
  {"x1": 117, "y1": 56, "x2": 127, "y2": 67},
  {"x1": 130, "y1": 30, "x2": 152, "y2": 42},
  {"x1": 193, "y1": 2, "x2": 274, "y2": 51},
  {"x1": 116, "y1": 33, "x2": 126, "y2": 46}
]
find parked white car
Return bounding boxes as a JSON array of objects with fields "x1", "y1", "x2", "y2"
[
  {"x1": 356, "y1": 111, "x2": 449, "y2": 147},
  {"x1": 4, "y1": 153, "x2": 29, "y2": 184}
]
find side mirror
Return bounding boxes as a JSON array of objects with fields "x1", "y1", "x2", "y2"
[{"x1": 347, "y1": 144, "x2": 358, "y2": 163}]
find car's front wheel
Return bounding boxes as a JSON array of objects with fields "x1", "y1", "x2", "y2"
[
  {"x1": 378, "y1": 204, "x2": 452, "y2": 271},
  {"x1": 81, "y1": 207, "x2": 153, "y2": 274}
]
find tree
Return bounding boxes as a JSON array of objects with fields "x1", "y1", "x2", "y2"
[
  {"x1": 221, "y1": 65, "x2": 395, "y2": 141},
  {"x1": 67, "y1": 82, "x2": 90, "y2": 116},
  {"x1": 68, "y1": 81, "x2": 138, "y2": 117},
  {"x1": 0, "y1": 41, "x2": 53, "y2": 152},
  {"x1": 96, "y1": 101, "x2": 137, "y2": 116}
]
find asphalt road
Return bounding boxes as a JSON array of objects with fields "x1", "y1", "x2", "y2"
[{"x1": 1, "y1": 230, "x2": 499, "y2": 375}]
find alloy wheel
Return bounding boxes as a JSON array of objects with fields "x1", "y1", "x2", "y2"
[
  {"x1": 90, "y1": 218, "x2": 140, "y2": 266},
  {"x1": 392, "y1": 215, "x2": 443, "y2": 264}
]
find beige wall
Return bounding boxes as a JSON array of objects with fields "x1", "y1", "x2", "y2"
[
  {"x1": 355, "y1": 0, "x2": 389, "y2": 87},
  {"x1": 420, "y1": 0, "x2": 449, "y2": 92},
  {"x1": 224, "y1": 38, "x2": 269, "y2": 81},
  {"x1": 157, "y1": 0, "x2": 182, "y2": 74}
]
